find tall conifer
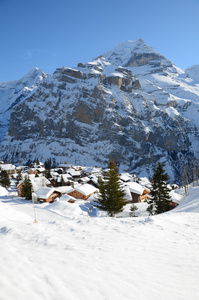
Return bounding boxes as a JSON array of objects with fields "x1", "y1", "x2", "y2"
[
  {"x1": 0, "y1": 170, "x2": 10, "y2": 188},
  {"x1": 21, "y1": 175, "x2": 33, "y2": 200},
  {"x1": 97, "y1": 159, "x2": 126, "y2": 217},
  {"x1": 147, "y1": 162, "x2": 172, "y2": 215}
]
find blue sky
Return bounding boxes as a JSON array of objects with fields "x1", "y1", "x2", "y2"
[{"x1": 1, "y1": 0, "x2": 199, "y2": 82}]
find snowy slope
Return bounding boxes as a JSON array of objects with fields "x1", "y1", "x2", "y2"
[
  {"x1": 0, "y1": 68, "x2": 48, "y2": 141},
  {"x1": 185, "y1": 65, "x2": 199, "y2": 82},
  {"x1": 0, "y1": 185, "x2": 199, "y2": 300}
]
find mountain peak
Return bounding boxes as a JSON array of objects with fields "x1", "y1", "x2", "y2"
[
  {"x1": 20, "y1": 67, "x2": 48, "y2": 86},
  {"x1": 185, "y1": 65, "x2": 199, "y2": 82},
  {"x1": 103, "y1": 39, "x2": 172, "y2": 69}
]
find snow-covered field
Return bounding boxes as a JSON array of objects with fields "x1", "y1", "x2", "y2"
[{"x1": 1, "y1": 185, "x2": 199, "y2": 300}]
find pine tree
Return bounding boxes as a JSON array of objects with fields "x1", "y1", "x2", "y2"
[
  {"x1": 96, "y1": 159, "x2": 126, "y2": 217},
  {"x1": 44, "y1": 159, "x2": 51, "y2": 170},
  {"x1": 129, "y1": 204, "x2": 138, "y2": 217},
  {"x1": 17, "y1": 170, "x2": 22, "y2": 181},
  {"x1": 60, "y1": 175, "x2": 65, "y2": 186},
  {"x1": 0, "y1": 170, "x2": 10, "y2": 188},
  {"x1": 44, "y1": 159, "x2": 52, "y2": 178},
  {"x1": 147, "y1": 162, "x2": 172, "y2": 215},
  {"x1": 44, "y1": 169, "x2": 51, "y2": 179},
  {"x1": 21, "y1": 175, "x2": 33, "y2": 200}
]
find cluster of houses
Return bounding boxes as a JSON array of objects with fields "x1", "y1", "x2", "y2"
[{"x1": 0, "y1": 161, "x2": 180, "y2": 207}]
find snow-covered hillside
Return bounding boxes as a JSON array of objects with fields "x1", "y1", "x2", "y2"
[
  {"x1": 0, "y1": 184, "x2": 199, "y2": 300},
  {"x1": 185, "y1": 65, "x2": 199, "y2": 82},
  {"x1": 0, "y1": 68, "x2": 47, "y2": 141}
]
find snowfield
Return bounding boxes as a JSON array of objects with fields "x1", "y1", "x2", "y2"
[{"x1": 0, "y1": 186, "x2": 199, "y2": 300}]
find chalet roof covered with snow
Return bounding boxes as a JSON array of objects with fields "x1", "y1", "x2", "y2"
[
  {"x1": 68, "y1": 169, "x2": 81, "y2": 177},
  {"x1": 120, "y1": 173, "x2": 131, "y2": 182},
  {"x1": 125, "y1": 182, "x2": 145, "y2": 195},
  {"x1": 0, "y1": 164, "x2": 15, "y2": 171},
  {"x1": 35, "y1": 187, "x2": 59, "y2": 199},
  {"x1": 75, "y1": 184, "x2": 98, "y2": 196},
  {"x1": 56, "y1": 186, "x2": 74, "y2": 194},
  {"x1": 59, "y1": 194, "x2": 76, "y2": 202}
]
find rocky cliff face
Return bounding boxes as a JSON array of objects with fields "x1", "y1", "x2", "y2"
[
  {"x1": 1, "y1": 40, "x2": 199, "y2": 183},
  {"x1": 0, "y1": 68, "x2": 48, "y2": 141}
]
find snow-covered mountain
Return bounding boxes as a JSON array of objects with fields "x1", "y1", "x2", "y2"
[
  {"x1": 0, "y1": 68, "x2": 48, "y2": 141},
  {"x1": 185, "y1": 65, "x2": 199, "y2": 82},
  {"x1": 1, "y1": 40, "x2": 199, "y2": 183}
]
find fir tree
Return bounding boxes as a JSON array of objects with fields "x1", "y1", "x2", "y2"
[
  {"x1": 17, "y1": 170, "x2": 22, "y2": 181},
  {"x1": 60, "y1": 175, "x2": 65, "y2": 186},
  {"x1": 0, "y1": 170, "x2": 10, "y2": 188},
  {"x1": 21, "y1": 175, "x2": 33, "y2": 200},
  {"x1": 96, "y1": 159, "x2": 126, "y2": 217},
  {"x1": 44, "y1": 159, "x2": 52, "y2": 178},
  {"x1": 147, "y1": 162, "x2": 172, "y2": 215},
  {"x1": 44, "y1": 169, "x2": 51, "y2": 179},
  {"x1": 129, "y1": 204, "x2": 138, "y2": 217},
  {"x1": 44, "y1": 159, "x2": 51, "y2": 170}
]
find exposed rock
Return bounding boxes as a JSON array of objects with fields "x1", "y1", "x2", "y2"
[
  {"x1": 1, "y1": 39, "x2": 199, "y2": 183},
  {"x1": 61, "y1": 75, "x2": 76, "y2": 83},
  {"x1": 62, "y1": 67, "x2": 85, "y2": 79}
]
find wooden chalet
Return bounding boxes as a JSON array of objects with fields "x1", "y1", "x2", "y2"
[
  {"x1": 67, "y1": 183, "x2": 98, "y2": 200},
  {"x1": 124, "y1": 182, "x2": 150, "y2": 203},
  {"x1": 35, "y1": 187, "x2": 62, "y2": 203}
]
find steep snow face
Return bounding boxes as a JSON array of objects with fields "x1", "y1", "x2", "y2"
[
  {"x1": 0, "y1": 68, "x2": 48, "y2": 141},
  {"x1": 185, "y1": 65, "x2": 199, "y2": 82},
  {"x1": 1, "y1": 41, "x2": 199, "y2": 183}
]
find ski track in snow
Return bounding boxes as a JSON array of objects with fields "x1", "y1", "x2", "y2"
[{"x1": 0, "y1": 194, "x2": 199, "y2": 300}]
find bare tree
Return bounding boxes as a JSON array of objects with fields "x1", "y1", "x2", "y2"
[
  {"x1": 192, "y1": 158, "x2": 199, "y2": 186},
  {"x1": 181, "y1": 163, "x2": 189, "y2": 195}
]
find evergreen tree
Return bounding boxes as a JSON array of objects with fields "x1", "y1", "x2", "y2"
[
  {"x1": 17, "y1": 170, "x2": 22, "y2": 181},
  {"x1": 0, "y1": 170, "x2": 10, "y2": 188},
  {"x1": 96, "y1": 159, "x2": 126, "y2": 217},
  {"x1": 44, "y1": 159, "x2": 52, "y2": 178},
  {"x1": 44, "y1": 169, "x2": 51, "y2": 179},
  {"x1": 129, "y1": 204, "x2": 138, "y2": 217},
  {"x1": 60, "y1": 175, "x2": 65, "y2": 186},
  {"x1": 147, "y1": 162, "x2": 172, "y2": 215},
  {"x1": 44, "y1": 159, "x2": 51, "y2": 170},
  {"x1": 21, "y1": 175, "x2": 33, "y2": 200}
]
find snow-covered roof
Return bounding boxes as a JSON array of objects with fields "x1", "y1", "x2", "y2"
[
  {"x1": 89, "y1": 175, "x2": 99, "y2": 185},
  {"x1": 59, "y1": 194, "x2": 76, "y2": 202},
  {"x1": 68, "y1": 169, "x2": 81, "y2": 177},
  {"x1": 56, "y1": 186, "x2": 74, "y2": 194},
  {"x1": 30, "y1": 176, "x2": 51, "y2": 192},
  {"x1": 0, "y1": 164, "x2": 15, "y2": 171},
  {"x1": 57, "y1": 174, "x2": 72, "y2": 182},
  {"x1": 16, "y1": 166, "x2": 28, "y2": 170},
  {"x1": 170, "y1": 190, "x2": 182, "y2": 204},
  {"x1": 125, "y1": 182, "x2": 144, "y2": 195},
  {"x1": 120, "y1": 173, "x2": 131, "y2": 182},
  {"x1": 79, "y1": 176, "x2": 90, "y2": 183},
  {"x1": 138, "y1": 177, "x2": 152, "y2": 188},
  {"x1": 35, "y1": 187, "x2": 58, "y2": 199},
  {"x1": 75, "y1": 184, "x2": 98, "y2": 196},
  {"x1": 83, "y1": 167, "x2": 102, "y2": 174}
]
